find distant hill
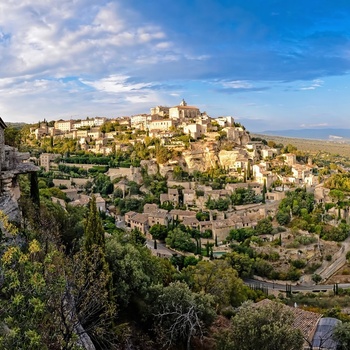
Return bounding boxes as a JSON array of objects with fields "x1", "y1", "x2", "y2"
[
  {"x1": 259, "y1": 128, "x2": 350, "y2": 141},
  {"x1": 5, "y1": 122, "x2": 29, "y2": 129}
]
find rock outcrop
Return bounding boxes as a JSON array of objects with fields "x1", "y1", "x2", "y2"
[
  {"x1": 218, "y1": 149, "x2": 248, "y2": 169},
  {"x1": 1, "y1": 144, "x2": 39, "y2": 221},
  {"x1": 182, "y1": 142, "x2": 219, "y2": 172}
]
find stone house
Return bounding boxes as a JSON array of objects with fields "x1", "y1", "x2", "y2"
[
  {"x1": 252, "y1": 164, "x2": 277, "y2": 188},
  {"x1": 291, "y1": 164, "x2": 313, "y2": 184},
  {"x1": 39, "y1": 153, "x2": 58, "y2": 171},
  {"x1": 169, "y1": 209, "x2": 196, "y2": 221},
  {"x1": 148, "y1": 119, "x2": 174, "y2": 132},
  {"x1": 198, "y1": 221, "x2": 213, "y2": 233},
  {"x1": 160, "y1": 188, "x2": 180, "y2": 206},
  {"x1": 204, "y1": 189, "x2": 230, "y2": 201},
  {"x1": 150, "y1": 105, "x2": 170, "y2": 117},
  {"x1": 266, "y1": 191, "x2": 286, "y2": 201},
  {"x1": 87, "y1": 128, "x2": 102, "y2": 140},
  {"x1": 147, "y1": 209, "x2": 170, "y2": 227},
  {"x1": 143, "y1": 203, "x2": 159, "y2": 213},
  {"x1": 54, "y1": 119, "x2": 74, "y2": 133},
  {"x1": 128, "y1": 213, "x2": 149, "y2": 234},
  {"x1": 183, "y1": 123, "x2": 207, "y2": 139},
  {"x1": 216, "y1": 116, "x2": 234, "y2": 127},
  {"x1": 225, "y1": 182, "x2": 262, "y2": 196},
  {"x1": 314, "y1": 186, "x2": 331, "y2": 204},
  {"x1": 283, "y1": 153, "x2": 297, "y2": 166},
  {"x1": 95, "y1": 194, "x2": 106, "y2": 212},
  {"x1": 261, "y1": 148, "x2": 278, "y2": 159},
  {"x1": 61, "y1": 188, "x2": 79, "y2": 201},
  {"x1": 70, "y1": 194, "x2": 91, "y2": 207},
  {"x1": 183, "y1": 189, "x2": 196, "y2": 206},
  {"x1": 182, "y1": 216, "x2": 200, "y2": 229}
]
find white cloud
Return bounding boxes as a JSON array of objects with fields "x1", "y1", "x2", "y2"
[
  {"x1": 300, "y1": 123, "x2": 328, "y2": 127},
  {"x1": 219, "y1": 80, "x2": 253, "y2": 89},
  {"x1": 0, "y1": 0, "x2": 171, "y2": 79},
  {"x1": 299, "y1": 79, "x2": 324, "y2": 90},
  {"x1": 80, "y1": 75, "x2": 152, "y2": 93}
]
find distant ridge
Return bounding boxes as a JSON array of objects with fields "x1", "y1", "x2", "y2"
[{"x1": 258, "y1": 128, "x2": 350, "y2": 140}]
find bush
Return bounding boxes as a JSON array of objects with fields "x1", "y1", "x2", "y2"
[
  {"x1": 291, "y1": 259, "x2": 307, "y2": 269},
  {"x1": 312, "y1": 274, "x2": 322, "y2": 284},
  {"x1": 346, "y1": 251, "x2": 350, "y2": 261},
  {"x1": 286, "y1": 267, "x2": 301, "y2": 281},
  {"x1": 305, "y1": 262, "x2": 322, "y2": 274},
  {"x1": 295, "y1": 234, "x2": 317, "y2": 245}
]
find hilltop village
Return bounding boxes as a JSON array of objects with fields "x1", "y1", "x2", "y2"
[
  {"x1": 2, "y1": 100, "x2": 350, "y2": 349},
  {"x1": 2, "y1": 100, "x2": 348, "y2": 262},
  {"x1": 25, "y1": 100, "x2": 324, "y2": 240}
]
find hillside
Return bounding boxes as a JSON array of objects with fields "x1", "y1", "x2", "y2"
[
  {"x1": 253, "y1": 133, "x2": 350, "y2": 157},
  {"x1": 259, "y1": 128, "x2": 350, "y2": 141}
]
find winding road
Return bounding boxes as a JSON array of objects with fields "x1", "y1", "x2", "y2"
[{"x1": 244, "y1": 278, "x2": 350, "y2": 293}]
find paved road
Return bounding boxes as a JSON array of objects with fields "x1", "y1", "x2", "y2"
[
  {"x1": 146, "y1": 239, "x2": 175, "y2": 257},
  {"x1": 244, "y1": 278, "x2": 350, "y2": 293},
  {"x1": 316, "y1": 234, "x2": 350, "y2": 281}
]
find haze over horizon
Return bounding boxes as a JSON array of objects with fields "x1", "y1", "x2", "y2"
[{"x1": 1, "y1": 0, "x2": 350, "y2": 131}]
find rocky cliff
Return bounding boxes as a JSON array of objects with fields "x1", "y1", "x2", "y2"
[{"x1": 0, "y1": 145, "x2": 39, "y2": 221}]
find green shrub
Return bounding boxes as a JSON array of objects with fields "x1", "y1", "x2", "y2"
[
  {"x1": 305, "y1": 262, "x2": 322, "y2": 274},
  {"x1": 291, "y1": 259, "x2": 307, "y2": 269}
]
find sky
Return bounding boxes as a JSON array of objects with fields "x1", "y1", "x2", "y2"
[{"x1": 1, "y1": 0, "x2": 350, "y2": 131}]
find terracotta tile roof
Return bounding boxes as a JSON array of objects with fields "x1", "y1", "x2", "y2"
[{"x1": 131, "y1": 213, "x2": 149, "y2": 224}]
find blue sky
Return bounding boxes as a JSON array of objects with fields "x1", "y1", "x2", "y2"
[{"x1": 1, "y1": 0, "x2": 350, "y2": 131}]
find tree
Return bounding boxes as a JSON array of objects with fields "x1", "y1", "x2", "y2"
[
  {"x1": 333, "y1": 322, "x2": 350, "y2": 350},
  {"x1": 78, "y1": 197, "x2": 116, "y2": 347},
  {"x1": 4, "y1": 126, "x2": 21, "y2": 147},
  {"x1": 0, "y1": 211, "x2": 116, "y2": 349},
  {"x1": 149, "y1": 224, "x2": 168, "y2": 241},
  {"x1": 225, "y1": 251, "x2": 254, "y2": 277},
  {"x1": 276, "y1": 210, "x2": 291, "y2": 225},
  {"x1": 106, "y1": 234, "x2": 176, "y2": 309},
  {"x1": 68, "y1": 247, "x2": 117, "y2": 348},
  {"x1": 148, "y1": 281, "x2": 216, "y2": 350},
  {"x1": 262, "y1": 179, "x2": 267, "y2": 204},
  {"x1": 228, "y1": 228, "x2": 255, "y2": 243},
  {"x1": 215, "y1": 300, "x2": 303, "y2": 350},
  {"x1": 165, "y1": 228, "x2": 196, "y2": 253},
  {"x1": 84, "y1": 196, "x2": 105, "y2": 252},
  {"x1": 312, "y1": 273, "x2": 322, "y2": 284},
  {"x1": 256, "y1": 218, "x2": 273, "y2": 235},
  {"x1": 183, "y1": 260, "x2": 248, "y2": 309}
]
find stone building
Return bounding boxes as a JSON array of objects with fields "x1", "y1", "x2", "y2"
[
  {"x1": 40, "y1": 153, "x2": 58, "y2": 171},
  {"x1": 169, "y1": 99, "x2": 200, "y2": 120},
  {"x1": 150, "y1": 106, "x2": 170, "y2": 117}
]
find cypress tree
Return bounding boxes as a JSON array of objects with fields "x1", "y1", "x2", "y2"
[
  {"x1": 247, "y1": 162, "x2": 251, "y2": 180},
  {"x1": 262, "y1": 178, "x2": 267, "y2": 204},
  {"x1": 29, "y1": 172, "x2": 40, "y2": 208},
  {"x1": 84, "y1": 195, "x2": 105, "y2": 253}
]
